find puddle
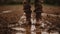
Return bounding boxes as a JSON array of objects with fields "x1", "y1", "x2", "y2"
[{"x1": 11, "y1": 13, "x2": 59, "y2": 34}]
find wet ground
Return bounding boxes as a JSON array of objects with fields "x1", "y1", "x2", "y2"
[
  {"x1": 0, "y1": 11, "x2": 60, "y2": 34},
  {"x1": 0, "y1": 5, "x2": 60, "y2": 34},
  {"x1": 11, "y1": 13, "x2": 60, "y2": 34}
]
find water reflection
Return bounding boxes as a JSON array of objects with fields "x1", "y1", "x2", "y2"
[
  {"x1": 31, "y1": 25, "x2": 36, "y2": 34},
  {"x1": 12, "y1": 24, "x2": 59, "y2": 34},
  {"x1": 11, "y1": 22, "x2": 59, "y2": 34},
  {"x1": 11, "y1": 13, "x2": 59, "y2": 34}
]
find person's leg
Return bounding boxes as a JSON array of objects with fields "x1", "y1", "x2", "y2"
[
  {"x1": 25, "y1": 11, "x2": 32, "y2": 25},
  {"x1": 34, "y1": 0, "x2": 42, "y2": 21},
  {"x1": 36, "y1": 12, "x2": 41, "y2": 21},
  {"x1": 23, "y1": 0, "x2": 32, "y2": 24},
  {"x1": 23, "y1": 0, "x2": 32, "y2": 34},
  {"x1": 34, "y1": 0, "x2": 42, "y2": 34}
]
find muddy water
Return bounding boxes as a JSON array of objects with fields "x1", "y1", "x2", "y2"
[
  {"x1": 12, "y1": 25, "x2": 36, "y2": 34},
  {"x1": 0, "y1": 11, "x2": 59, "y2": 34},
  {"x1": 12, "y1": 19, "x2": 59, "y2": 34},
  {"x1": 12, "y1": 24, "x2": 59, "y2": 34},
  {"x1": 11, "y1": 13, "x2": 59, "y2": 34}
]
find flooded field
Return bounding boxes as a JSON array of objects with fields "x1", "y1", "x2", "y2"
[
  {"x1": 11, "y1": 13, "x2": 60, "y2": 34},
  {"x1": 0, "y1": 5, "x2": 60, "y2": 34}
]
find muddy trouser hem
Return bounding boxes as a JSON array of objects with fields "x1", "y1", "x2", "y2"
[
  {"x1": 35, "y1": 12, "x2": 41, "y2": 21},
  {"x1": 25, "y1": 12, "x2": 31, "y2": 25}
]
